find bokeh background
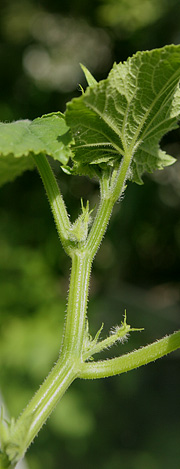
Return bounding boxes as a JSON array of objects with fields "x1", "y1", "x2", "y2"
[{"x1": 0, "y1": 1, "x2": 180, "y2": 468}]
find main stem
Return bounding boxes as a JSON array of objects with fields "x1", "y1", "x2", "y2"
[
  {"x1": 12, "y1": 358, "x2": 78, "y2": 461},
  {"x1": 60, "y1": 251, "x2": 92, "y2": 358},
  {"x1": 3, "y1": 153, "x2": 133, "y2": 466},
  {"x1": 1, "y1": 153, "x2": 180, "y2": 468}
]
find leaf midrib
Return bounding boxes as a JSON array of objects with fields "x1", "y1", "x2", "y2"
[
  {"x1": 129, "y1": 66, "x2": 180, "y2": 152},
  {"x1": 81, "y1": 61, "x2": 180, "y2": 161}
]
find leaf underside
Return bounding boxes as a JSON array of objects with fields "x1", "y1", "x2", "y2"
[
  {"x1": 0, "y1": 113, "x2": 72, "y2": 187},
  {"x1": 66, "y1": 45, "x2": 180, "y2": 183}
]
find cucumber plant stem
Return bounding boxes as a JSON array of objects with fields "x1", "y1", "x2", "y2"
[
  {"x1": 79, "y1": 330, "x2": 180, "y2": 379},
  {"x1": 86, "y1": 151, "x2": 132, "y2": 258},
  {"x1": 32, "y1": 154, "x2": 71, "y2": 254},
  {"x1": 9, "y1": 153, "x2": 126, "y2": 460},
  {"x1": 2, "y1": 152, "x2": 180, "y2": 468},
  {"x1": 60, "y1": 251, "x2": 92, "y2": 358},
  {"x1": 13, "y1": 359, "x2": 79, "y2": 459}
]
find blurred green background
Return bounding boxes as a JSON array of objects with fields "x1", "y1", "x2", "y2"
[{"x1": 0, "y1": 1, "x2": 180, "y2": 468}]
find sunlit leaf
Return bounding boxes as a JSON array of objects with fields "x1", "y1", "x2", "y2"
[{"x1": 66, "y1": 45, "x2": 180, "y2": 183}]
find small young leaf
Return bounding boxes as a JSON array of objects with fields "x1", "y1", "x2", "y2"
[
  {"x1": 80, "y1": 64, "x2": 98, "y2": 87},
  {"x1": 0, "y1": 113, "x2": 72, "y2": 187},
  {"x1": 66, "y1": 45, "x2": 180, "y2": 182}
]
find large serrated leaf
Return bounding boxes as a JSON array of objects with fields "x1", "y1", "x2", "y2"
[
  {"x1": 0, "y1": 113, "x2": 72, "y2": 187},
  {"x1": 65, "y1": 45, "x2": 180, "y2": 183}
]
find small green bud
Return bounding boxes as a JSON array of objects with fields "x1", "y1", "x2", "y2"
[{"x1": 69, "y1": 199, "x2": 93, "y2": 243}]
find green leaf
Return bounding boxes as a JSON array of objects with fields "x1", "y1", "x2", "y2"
[
  {"x1": 0, "y1": 112, "x2": 72, "y2": 187},
  {"x1": 66, "y1": 45, "x2": 180, "y2": 183},
  {"x1": 80, "y1": 64, "x2": 98, "y2": 87}
]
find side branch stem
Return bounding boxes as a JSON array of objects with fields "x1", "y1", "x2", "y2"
[{"x1": 79, "y1": 331, "x2": 180, "y2": 379}]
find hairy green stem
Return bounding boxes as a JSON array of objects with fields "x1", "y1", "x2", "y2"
[
  {"x1": 32, "y1": 154, "x2": 71, "y2": 254},
  {"x1": 5, "y1": 249, "x2": 92, "y2": 464},
  {"x1": 60, "y1": 251, "x2": 92, "y2": 358},
  {"x1": 86, "y1": 152, "x2": 132, "y2": 258},
  {"x1": 4, "y1": 152, "x2": 134, "y2": 465},
  {"x1": 79, "y1": 330, "x2": 180, "y2": 379},
  {"x1": 11, "y1": 359, "x2": 79, "y2": 462},
  {"x1": 2, "y1": 152, "x2": 179, "y2": 468}
]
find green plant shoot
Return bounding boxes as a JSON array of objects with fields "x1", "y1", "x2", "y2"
[{"x1": 0, "y1": 45, "x2": 180, "y2": 468}]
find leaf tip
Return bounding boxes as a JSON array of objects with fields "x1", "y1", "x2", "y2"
[{"x1": 80, "y1": 64, "x2": 98, "y2": 87}]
